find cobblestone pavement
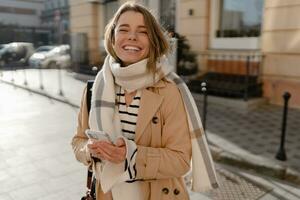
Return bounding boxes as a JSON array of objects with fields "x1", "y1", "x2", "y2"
[
  {"x1": 195, "y1": 100, "x2": 300, "y2": 170},
  {"x1": 195, "y1": 165, "x2": 270, "y2": 200}
]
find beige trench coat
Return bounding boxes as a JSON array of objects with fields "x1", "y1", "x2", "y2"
[{"x1": 71, "y1": 79, "x2": 192, "y2": 200}]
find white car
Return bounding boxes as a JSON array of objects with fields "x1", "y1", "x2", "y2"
[
  {"x1": 0, "y1": 42, "x2": 34, "y2": 67},
  {"x1": 29, "y1": 45, "x2": 71, "y2": 68},
  {"x1": 0, "y1": 44, "x2": 8, "y2": 66}
]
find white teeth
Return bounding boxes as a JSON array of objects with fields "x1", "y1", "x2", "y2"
[{"x1": 124, "y1": 46, "x2": 140, "y2": 51}]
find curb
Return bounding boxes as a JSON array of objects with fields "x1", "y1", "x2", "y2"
[
  {"x1": 0, "y1": 79, "x2": 79, "y2": 109},
  {"x1": 208, "y1": 132, "x2": 300, "y2": 186},
  {"x1": 192, "y1": 92, "x2": 268, "y2": 110}
]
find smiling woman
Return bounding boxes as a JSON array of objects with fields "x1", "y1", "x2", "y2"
[
  {"x1": 72, "y1": 2, "x2": 218, "y2": 200},
  {"x1": 104, "y1": 3, "x2": 169, "y2": 75},
  {"x1": 112, "y1": 11, "x2": 150, "y2": 66}
]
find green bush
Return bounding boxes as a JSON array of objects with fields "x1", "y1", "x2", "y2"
[{"x1": 174, "y1": 33, "x2": 198, "y2": 76}]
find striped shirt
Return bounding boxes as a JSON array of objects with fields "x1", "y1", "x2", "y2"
[
  {"x1": 117, "y1": 86, "x2": 141, "y2": 141},
  {"x1": 116, "y1": 86, "x2": 140, "y2": 183}
]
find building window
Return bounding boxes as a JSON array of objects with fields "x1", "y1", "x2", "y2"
[
  {"x1": 57, "y1": 0, "x2": 61, "y2": 8},
  {"x1": 210, "y1": 0, "x2": 264, "y2": 50},
  {"x1": 0, "y1": 6, "x2": 36, "y2": 15},
  {"x1": 45, "y1": 2, "x2": 48, "y2": 10},
  {"x1": 217, "y1": 0, "x2": 263, "y2": 38},
  {"x1": 50, "y1": 1, "x2": 54, "y2": 10},
  {"x1": 160, "y1": 0, "x2": 176, "y2": 31},
  {"x1": 45, "y1": 1, "x2": 52, "y2": 11},
  {"x1": 104, "y1": 1, "x2": 119, "y2": 26}
]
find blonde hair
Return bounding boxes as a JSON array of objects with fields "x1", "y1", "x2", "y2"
[{"x1": 104, "y1": 1, "x2": 169, "y2": 74}]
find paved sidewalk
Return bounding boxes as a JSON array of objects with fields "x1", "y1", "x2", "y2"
[
  {"x1": 192, "y1": 95, "x2": 300, "y2": 185},
  {"x1": 2, "y1": 82, "x2": 300, "y2": 200},
  {"x1": 0, "y1": 83, "x2": 86, "y2": 200},
  {"x1": 0, "y1": 68, "x2": 86, "y2": 107},
  {"x1": 1, "y1": 68, "x2": 300, "y2": 199}
]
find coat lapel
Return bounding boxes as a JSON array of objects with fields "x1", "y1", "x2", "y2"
[{"x1": 135, "y1": 89, "x2": 164, "y2": 143}]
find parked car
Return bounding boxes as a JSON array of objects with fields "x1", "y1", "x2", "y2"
[
  {"x1": 0, "y1": 44, "x2": 7, "y2": 50},
  {"x1": 29, "y1": 45, "x2": 71, "y2": 68},
  {"x1": 0, "y1": 44, "x2": 8, "y2": 66},
  {"x1": 0, "y1": 42, "x2": 34, "y2": 67}
]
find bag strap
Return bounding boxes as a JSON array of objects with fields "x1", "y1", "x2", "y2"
[
  {"x1": 85, "y1": 80, "x2": 95, "y2": 192},
  {"x1": 86, "y1": 169, "x2": 93, "y2": 191},
  {"x1": 86, "y1": 80, "x2": 94, "y2": 114}
]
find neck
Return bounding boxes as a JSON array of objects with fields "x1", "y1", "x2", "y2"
[
  {"x1": 120, "y1": 60, "x2": 138, "y2": 68},
  {"x1": 120, "y1": 61, "x2": 126, "y2": 68},
  {"x1": 125, "y1": 90, "x2": 137, "y2": 95}
]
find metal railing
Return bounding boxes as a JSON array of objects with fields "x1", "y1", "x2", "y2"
[
  {"x1": 0, "y1": 62, "x2": 74, "y2": 98},
  {"x1": 188, "y1": 52, "x2": 264, "y2": 100}
]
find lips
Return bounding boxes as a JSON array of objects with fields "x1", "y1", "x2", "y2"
[{"x1": 123, "y1": 45, "x2": 141, "y2": 51}]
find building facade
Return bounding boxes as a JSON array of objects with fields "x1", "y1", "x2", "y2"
[
  {"x1": 0, "y1": 0, "x2": 44, "y2": 27},
  {"x1": 69, "y1": 0, "x2": 300, "y2": 108},
  {"x1": 0, "y1": 0, "x2": 70, "y2": 46},
  {"x1": 41, "y1": 0, "x2": 70, "y2": 44},
  {"x1": 261, "y1": 0, "x2": 300, "y2": 108},
  {"x1": 178, "y1": 0, "x2": 300, "y2": 108},
  {"x1": 0, "y1": 0, "x2": 50, "y2": 45}
]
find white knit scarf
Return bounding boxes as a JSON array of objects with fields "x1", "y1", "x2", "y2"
[{"x1": 89, "y1": 55, "x2": 218, "y2": 197}]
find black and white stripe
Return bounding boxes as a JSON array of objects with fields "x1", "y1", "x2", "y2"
[
  {"x1": 117, "y1": 87, "x2": 141, "y2": 141},
  {"x1": 125, "y1": 149, "x2": 138, "y2": 182},
  {"x1": 116, "y1": 86, "x2": 140, "y2": 182}
]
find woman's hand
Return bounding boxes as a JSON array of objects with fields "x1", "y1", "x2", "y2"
[{"x1": 88, "y1": 138, "x2": 126, "y2": 164}]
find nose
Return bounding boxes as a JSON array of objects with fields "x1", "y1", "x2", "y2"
[{"x1": 128, "y1": 32, "x2": 137, "y2": 40}]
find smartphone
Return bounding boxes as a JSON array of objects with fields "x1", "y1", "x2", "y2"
[{"x1": 85, "y1": 129, "x2": 112, "y2": 142}]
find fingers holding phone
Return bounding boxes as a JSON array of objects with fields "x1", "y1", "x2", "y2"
[
  {"x1": 85, "y1": 130, "x2": 126, "y2": 163},
  {"x1": 86, "y1": 129, "x2": 112, "y2": 160},
  {"x1": 87, "y1": 140, "x2": 104, "y2": 160},
  {"x1": 85, "y1": 129, "x2": 112, "y2": 142}
]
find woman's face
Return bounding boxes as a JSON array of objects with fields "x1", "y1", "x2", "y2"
[{"x1": 113, "y1": 11, "x2": 150, "y2": 66}]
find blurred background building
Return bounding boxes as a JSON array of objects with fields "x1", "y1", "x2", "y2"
[
  {"x1": 41, "y1": 0, "x2": 70, "y2": 44},
  {"x1": 0, "y1": 0, "x2": 298, "y2": 108},
  {"x1": 0, "y1": 0, "x2": 44, "y2": 26},
  {"x1": 0, "y1": 0, "x2": 49, "y2": 46},
  {"x1": 178, "y1": 0, "x2": 300, "y2": 109},
  {"x1": 69, "y1": 0, "x2": 300, "y2": 108},
  {"x1": 0, "y1": 0, "x2": 70, "y2": 46}
]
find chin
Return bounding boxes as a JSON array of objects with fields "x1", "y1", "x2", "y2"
[{"x1": 122, "y1": 57, "x2": 144, "y2": 65}]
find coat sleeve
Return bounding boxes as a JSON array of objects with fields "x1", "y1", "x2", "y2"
[
  {"x1": 71, "y1": 87, "x2": 92, "y2": 166},
  {"x1": 135, "y1": 84, "x2": 192, "y2": 180}
]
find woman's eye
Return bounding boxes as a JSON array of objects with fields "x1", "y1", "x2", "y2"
[
  {"x1": 139, "y1": 31, "x2": 147, "y2": 34},
  {"x1": 119, "y1": 29, "x2": 128, "y2": 32}
]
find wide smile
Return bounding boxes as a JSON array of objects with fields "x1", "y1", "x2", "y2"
[{"x1": 122, "y1": 45, "x2": 142, "y2": 52}]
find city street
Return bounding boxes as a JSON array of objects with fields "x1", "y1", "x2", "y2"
[{"x1": 1, "y1": 70, "x2": 300, "y2": 200}]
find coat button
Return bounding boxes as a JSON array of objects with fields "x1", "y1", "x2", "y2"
[
  {"x1": 162, "y1": 187, "x2": 169, "y2": 194},
  {"x1": 152, "y1": 116, "x2": 158, "y2": 124},
  {"x1": 174, "y1": 189, "x2": 180, "y2": 195}
]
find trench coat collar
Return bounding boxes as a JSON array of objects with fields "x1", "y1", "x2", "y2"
[
  {"x1": 135, "y1": 80, "x2": 166, "y2": 142},
  {"x1": 149, "y1": 78, "x2": 169, "y2": 88}
]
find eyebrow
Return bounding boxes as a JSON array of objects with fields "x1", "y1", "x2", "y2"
[{"x1": 118, "y1": 24, "x2": 147, "y2": 29}]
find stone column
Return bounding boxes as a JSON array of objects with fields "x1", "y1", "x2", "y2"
[
  {"x1": 262, "y1": 0, "x2": 300, "y2": 108},
  {"x1": 70, "y1": 0, "x2": 103, "y2": 66},
  {"x1": 177, "y1": 0, "x2": 210, "y2": 71}
]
